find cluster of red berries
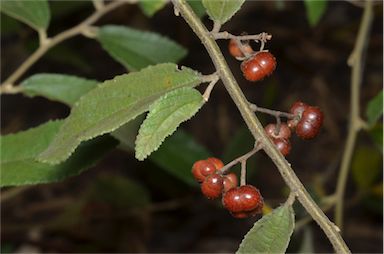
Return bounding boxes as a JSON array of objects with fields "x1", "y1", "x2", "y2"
[
  {"x1": 228, "y1": 39, "x2": 277, "y2": 82},
  {"x1": 265, "y1": 101, "x2": 324, "y2": 156},
  {"x1": 192, "y1": 157, "x2": 264, "y2": 218}
]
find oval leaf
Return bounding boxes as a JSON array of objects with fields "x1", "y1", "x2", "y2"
[
  {"x1": 202, "y1": 0, "x2": 245, "y2": 25},
  {"x1": 366, "y1": 90, "x2": 383, "y2": 126},
  {"x1": 352, "y1": 146, "x2": 382, "y2": 191},
  {"x1": 139, "y1": 0, "x2": 168, "y2": 17},
  {"x1": 304, "y1": 0, "x2": 327, "y2": 27},
  {"x1": 21, "y1": 73, "x2": 98, "y2": 106},
  {"x1": 135, "y1": 87, "x2": 204, "y2": 160},
  {"x1": 1, "y1": 0, "x2": 50, "y2": 31},
  {"x1": 237, "y1": 203, "x2": 295, "y2": 254},
  {"x1": 97, "y1": 25, "x2": 187, "y2": 71},
  {"x1": 1, "y1": 121, "x2": 117, "y2": 187},
  {"x1": 38, "y1": 63, "x2": 202, "y2": 165}
]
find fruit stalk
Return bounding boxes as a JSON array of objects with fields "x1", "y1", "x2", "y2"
[{"x1": 172, "y1": 1, "x2": 350, "y2": 253}]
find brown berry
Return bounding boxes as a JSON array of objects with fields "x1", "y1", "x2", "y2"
[
  {"x1": 223, "y1": 173, "x2": 238, "y2": 192},
  {"x1": 272, "y1": 138, "x2": 291, "y2": 156},
  {"x1": 222, "y1": 185, "x2": 263, "y2": 218},
  {"x1": 296, "y1": 106, "x2": 324, "y2": 140},
  {"x1": 192, "y1": 160, "x2": 216, "y2": 182},
  {"x1": 228, "y1": 39, "x2": 254, "y2": 58},
  {"x1": 264, "y1": 123, "x2": 291, "y2": 139},
  {"x1": 201, "y1": 173, "x2": 224, "y2": 199},
  {"x1": 207, "y1": 157, "x2": 224, "y2": 170},
  {"x1": 240, "y1": 52, "x2": 276, "y2": 82}
]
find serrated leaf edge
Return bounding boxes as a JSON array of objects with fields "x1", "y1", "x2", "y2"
[
  {"x1": 135, "y1": 87, "x2": 204, "y2": 161},
  {"x1": 37, "y1": 64, "x2": 202, "y2": 165},
  {"x1": 236, "y1": 203, "x2": 295, "y2": 254}
]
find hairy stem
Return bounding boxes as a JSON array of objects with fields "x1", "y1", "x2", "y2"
[
  {"x1": 1, "y1": 0, "x2": 135, "y2": 90},
  {"x1": 172, "y1": 1, "x2": 350, "y2": 253},
  {"x1": 335, "y1": 0, "x2": 373, "y2": 230}
]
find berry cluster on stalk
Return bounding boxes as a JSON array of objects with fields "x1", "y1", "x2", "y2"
[{"x1": 192, "y1": 157, "x2": 263, "y2": 218}]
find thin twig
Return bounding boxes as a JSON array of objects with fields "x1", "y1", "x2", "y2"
[
  {"x1": 220, "y1": 142, "x2": 262, "y2": 174},
  {"x1": 334, "y1": 0, "x2": 373, "y2": 230},
  {"x1": 202, "y1": 75, "x2": 219, "y2": 102},
  {"x1": 172, "y1": 1, "x2": 350, "y2": 253},
  {"x1": 1, "y1": 0, "x2": 135, "y2": 92},
  {"x1": 240, "y1": 160, "x2": 247, "y2": 186},
  {"x1": 249, "y1": 103, "x2": 295, "y2": 119},
  {"x1": 211, "y1": 21, "x2": 221, "y2": 34},
  {"x1": 212, "y1": 31, "x2": 272, "y2": 41}
]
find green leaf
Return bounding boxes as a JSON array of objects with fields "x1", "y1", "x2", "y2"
[
  {"x1": 1, "y1": 121, "x2": 117, "y2": 187},
  {"x1": 112, "y1": 115, "x2": 146, "y2": 151},
  {"x1": 38, "y1": 63, "x2": 202, "y2": 165},
  {"x1": 352, "y1": 146, "x2": 382, "y2": 191},
  {"x1": 202, "y1": 0, "x2": 245, "y2": 25},
  {"x1": 150, "y1": 129, "x2": 210, "y2": 185},
  {"x1": 0, "y1": 0, "x2": 50, "y2": 31},
  {"x1": 187, "y1": 0, "x2": 206, "y2": 18},
  {"x1": 97, "y1": 25, "x2": 187, "y2": 71},
  {"x1": 88, "y1": 175, "x2": 150, "y2": 208},
  {"x1": 368, "y1": 123, "x2": 383, "y2": 153},
  {"x1": 237, "y1": 203, "x2": 295, "y2": 254},
  {"x1": 21, "y1": 73, "x2": 98, "y2": 106},
  {"x1": 366, "y1": 90, "x2": 383, "y2": 126},
  {"x1": 139, "y1": 0, "x2": 168, "y2": 17},
  {"x1": 304, "y1": 0, "x2": 327, "y2": 27},
  {"x1": 135, "y1": 88, "x2": 204, "y2": 160}
]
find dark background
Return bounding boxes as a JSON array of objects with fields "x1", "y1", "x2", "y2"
[{"x1": 1, "y1": 1, "x2": 383, "y2": 253}]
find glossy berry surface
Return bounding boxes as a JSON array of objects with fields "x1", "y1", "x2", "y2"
[
  {"x1": 223, "y1": 173, "x2": 238, "y2": 192},
  {"x1": 296, "y1": 106, "x2": 324, "y2": 140},
  {"x1": 228, "y1": 39, "x2": 253, "y2": 58},
  {"x1": 240, "y1": 52, "x2": 276, "y2": 82},
  {"x1": 288, "y1": 101, "x2": 309, "y2": 129},
  {"x1": 273, "y1": 138, "x2": 291, "y2": 156},
  {"x1": 290, "y1": 101, "x2": 308, "y2": 116},
  {"x1": 192, "y1": 160, "x2": 216, "y2": 182},
  {"x1": 265, "y1": 123, "x2": 291, "y2": 139},
  {"x1": 222, "y1": 185, "x2": 263, "y2": 218},
  {"x1": 207, "y1": 157, "x2": 224, "y2": 170},
  {"x1": 201, "y1": 173, "x2": 224, "y2": 199}
]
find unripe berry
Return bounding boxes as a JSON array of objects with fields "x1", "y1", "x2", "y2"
[
  {"x1": 223, "y1": 173, "x2": 238, "y2": 192},
  {"x1": 192, "y1": 160, "x2": 216, "y2": 182},
  {"x1": 228, "y1": 39, "x2": 254, "y2": 58},
  {"x1": 201, "y1": 173, "x2": 224, "y2": 199},
  {"x1": 240, "y1": 52, "x2": 276, "y2": 82},
  {"x1": 207, "y1": 157, "x2": 224, "y2": 170},
  {"x1": 264, "y1": 123, "x2": 291, "y2": 139},
  {"x1": 272, "y1": 138, "x2": 291, "y2": 156},
  {"x1": 296, "y1": 106, "x2": 324, "y2": 140},
  {"x1": 222, "y1": 185, "x2": 263, "y2": 218}
]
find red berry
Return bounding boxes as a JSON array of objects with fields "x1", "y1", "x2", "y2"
[
  {"x1": 201, "y1": 173, "x2": 224, "y2": 199},
  {"x1": 272, "y1": 138, "x2": 291, "y2": 156},
  {"x1": 207, "y1": 157, "x2": 224, "y2": 170},
  {"x1": 288, "y1": 101, "x2": 309, "y2": 129},
  {"x1": 222, "y1": 185, "x2": 263, "y2": 218},
  {"x1": 240, "y1": 52, "x2": 276, "y2": 82},
  {"x1": 192, "y1": 160, "x2": 216, "y2": 182},
  {"x1": 296, "y1": 106, "x2": 324, "y2": 140},
  {"x1": 264, "y1": 123, "x2": 291, "y2": 139},
  {"x1": 290, "y1": 101, "x2": 308, "y2": 116},
  {"x1": 228, "y1": 39, "x2": 254, "y2": 58},
  {"x1": 223, "y1": 173, "x2": 238, "y2": 192}
]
